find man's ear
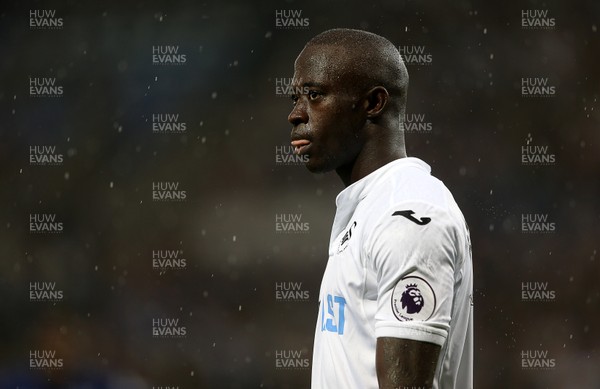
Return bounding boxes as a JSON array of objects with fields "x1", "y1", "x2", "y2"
[{"x1": 364, "y1": 86, "x2": 389, "y2": 119}]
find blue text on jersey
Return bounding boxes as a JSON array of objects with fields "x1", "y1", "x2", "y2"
[{"x1": 321, "y1": 294, "x2": 346, "y2": 335}]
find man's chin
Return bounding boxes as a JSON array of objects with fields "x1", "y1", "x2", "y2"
[{"x1": 304, "y1": 157, "x2": 333, "y2": 174}]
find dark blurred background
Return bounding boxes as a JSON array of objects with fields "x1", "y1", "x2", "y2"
[{"x1": 0, "y1": 0, "x2": 599, "y2": 388}]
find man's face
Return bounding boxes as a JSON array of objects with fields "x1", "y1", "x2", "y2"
[{"x1": 288, "y1": 44, "x2": 367, "y2": 173}]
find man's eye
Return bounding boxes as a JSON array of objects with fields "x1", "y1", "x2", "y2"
[
  {"x1": 308, "y1": 91, "x2": 321, "y2": 100},
  {"x1": 290, "y1": 94, "x2": 299, "y2": 105}
]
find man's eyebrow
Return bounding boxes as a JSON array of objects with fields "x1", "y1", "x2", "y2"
[
  {"x1": 292, "y1": 80, "x2": 325, "y2": 89},
  {"x1": 302, "y1": 82, "x2": 323, "y2": 88}
]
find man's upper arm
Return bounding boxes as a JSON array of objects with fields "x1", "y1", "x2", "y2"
[
  {"x1": 366, "y1": 201, "x2": 459, "y2": 386},
  {"x1": 376, "y1": 337, "x2": 440, "y2": 389}
]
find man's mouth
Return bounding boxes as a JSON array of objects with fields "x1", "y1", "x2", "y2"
[{"x1": 291, "y1": 139, "x2": 311, "y2": 155}]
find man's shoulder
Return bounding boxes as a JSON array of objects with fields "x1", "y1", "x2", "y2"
[
  {"x1": 358, "y1": 168, "x2": 464, "y2": 240},
  {"x1": 361, "y1": 162, "x2": 452, "y2": 217}
]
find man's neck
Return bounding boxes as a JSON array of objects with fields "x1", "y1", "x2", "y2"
[{"x1": 336, "y1": 139, "x2": 406, "y2": 187}]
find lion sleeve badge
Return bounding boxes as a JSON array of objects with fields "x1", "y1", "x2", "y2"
[{"x1": 391, "y1": 276, "x2": 436, "y2": 322}]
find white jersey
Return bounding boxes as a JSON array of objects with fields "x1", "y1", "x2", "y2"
[{"x1": 312, "y1": 157, "x2": 473, "y2": 389}]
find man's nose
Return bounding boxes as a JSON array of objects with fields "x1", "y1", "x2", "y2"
[{"x1": 288, "y1": 99, "x2": 308, "y2": 126}]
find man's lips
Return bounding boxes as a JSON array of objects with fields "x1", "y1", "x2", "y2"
[{"x1": 291, "y1": 139, "x2": 311, "y2": 155}]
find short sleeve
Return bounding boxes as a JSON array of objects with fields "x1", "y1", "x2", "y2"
[{"x1": 366, "y1": 201, "x2": 459, "y2": 346}]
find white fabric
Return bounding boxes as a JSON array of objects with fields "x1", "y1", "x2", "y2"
[{"x1": 311, "y1": 157, "x2": 473, "y2": 389}]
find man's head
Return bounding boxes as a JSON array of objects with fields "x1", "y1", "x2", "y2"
[{"x1": 288, "y1": 28, "x2": 409, "y2": 176}]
